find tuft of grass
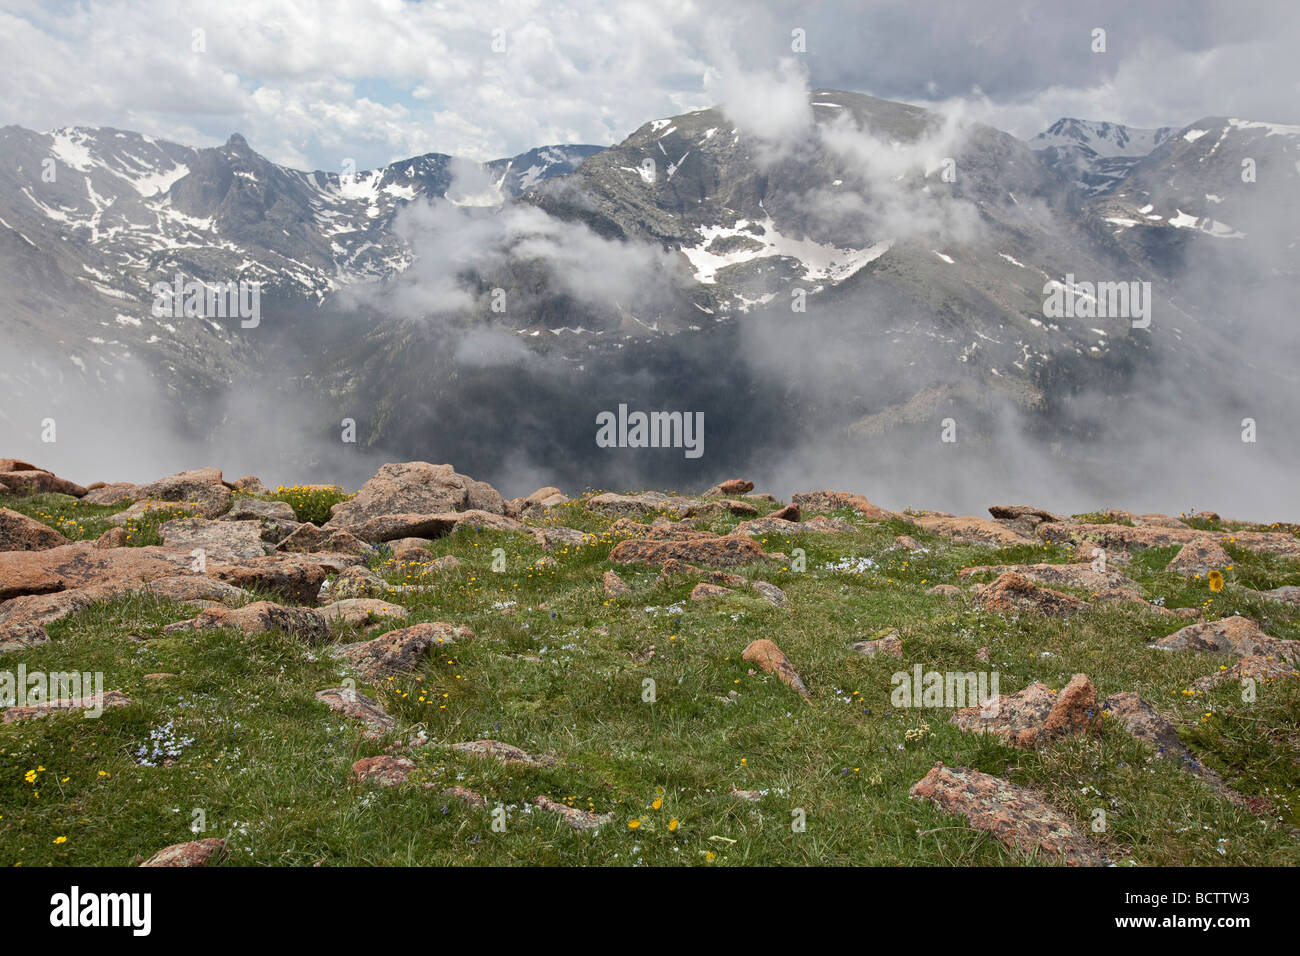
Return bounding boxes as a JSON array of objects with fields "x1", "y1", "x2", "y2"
[
  {"x1": 266, "y1": 485, "x2": 354, "y2": 525},
  {"x1": 1, "y1": 493, "x2": 121, "y2": 541},
  {"x1": 0, "y1": 493, "x2": 200, "y2": 546},
  {"x1": 1073, "y1": 510, "x2": 1132, "y2": 526}
]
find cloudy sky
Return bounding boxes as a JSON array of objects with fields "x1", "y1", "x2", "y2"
[{"x1": 2, "y1": 0, "x2": 1297, "y2": 171}]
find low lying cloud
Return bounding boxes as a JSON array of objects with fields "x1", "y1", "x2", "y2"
[
  {"x1": 703, "y1": 47, "x2": 813, "y2": 153},
  {"x1": 374, "y1": 186, "x2": 687, "y2": 327}
]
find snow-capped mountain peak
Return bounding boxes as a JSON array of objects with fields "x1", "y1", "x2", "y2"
[
  {"x1": 1029, "y1": 118, "x2": 1177, "y2": 196},
  {"x1": 1030, "y1": 118, "x2": 1175, "y2": 159}
]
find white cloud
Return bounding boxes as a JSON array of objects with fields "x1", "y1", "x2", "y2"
[
  {"x1": 0, "y1": 0, "x2": 717, "y2": 168},
  {"x1": 703, "y1": 48, "x2": 812, "y2": 146},
  {"x1": 1, "y1": 0, "x2": 1297, "y2": 173}
]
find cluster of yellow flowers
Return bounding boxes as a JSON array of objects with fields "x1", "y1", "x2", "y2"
[
  {"x1": 34, "y1": 511, "x2": 86, "y2": 537},
  {"x1": 627, "y1": 787, "x2": 678, "y2": 834},
  {"x1": 271, "y1": 485, "x2": 354, "y2": 523}
]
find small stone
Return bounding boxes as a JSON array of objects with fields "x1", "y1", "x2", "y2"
[
  {"x1": 450, "y1": 739, "x2": 555, "y2": 767},
  {"x1": 3, "y1": 689, "x2": 130, "y2": 723},
  {"x1": 1241, "y1": 585, "x2": 1300, "y2": 605},
  {"x1": 143, "y1": 575, "x2": 250, "y2": 604},
  {"x1": 0, "y1": 622, "x2": 51, "y2": 655},
  {"x1": 1152, "y1": 616, "x2": 1300, "y2": 665},
  {"x1": 534, "y1": 527, "x2": 593, "y2": 551},
  {"x1": 1102, "y1": 692, "x2": 1185, "y2": 754},
  {"x1": 656, "y1": 559, "x2": 747, "y2": 588},
  {"x1": 791, "y1": 490, "x2": 892, "y2": 519},
  {"x1": 690, "y1": 583, "x2": 734, "y2": 601},
  {"x1": 751, "y1": 580, "x2": 787, "y2": 608},
  {"x1": 163, "y1": 601, "x2": 328, "y2": 643},
  {"x1": 704, "y1": 479, "x2": 754, "y2": 497},
  {"x1": 912, "y1": 515, "x2": 1034, "y2": 547},
  {"x1": 228, "y1": 476, "x2": 270, "y2": 495},
  {"x1": 849, "y1": 631, "x2": 902, "y2": 658},
  {"x1": 350, "y1": 755, "x2": 415, "y2": 786},
  {"x1": 438, "y1": 786, "x2": 488, "y2": 807},
  {"x1": 330, "y1": 565, "x2": 387, "y2": 598},
  {"x1": 1186, "y1": 655, "x2": 1299, "y2": 692},
  {"x1": 742, "y1": 638, "x2": 810, "y2": 700},
  {"x1": 315, "y1": 688, "x2": 395, "y2": 739},
  {"x1": 535, "y1": 795, "x2": 613, "y2": 830},
  {"x1": 610, "y1": 534, "x2": 767, "y2": 570},
  {"x1": 140, "y1": 838, "x2": 227, "y2": 867},
  {"x1": 93, "y1": 527, "x2": 129, "y2": 549}
]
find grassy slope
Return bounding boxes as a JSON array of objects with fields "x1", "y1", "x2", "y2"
[{"x1": 1, "y1": 492, "x2": 1297, "y2": 866}]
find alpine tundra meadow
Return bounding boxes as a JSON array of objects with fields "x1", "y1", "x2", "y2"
[{"x1": 0, "y1": 0, "x2": 1295, "y2": 935}]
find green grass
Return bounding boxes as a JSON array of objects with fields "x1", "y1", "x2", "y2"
[
  {"x1": 261, "y1": 485, "x2": 354, "y2": 525},
  {"x1": 2, "y1": 490, "x2": 1298, "y2": 866},
  {"x1": 3, "y1": 494, "x2": 201, "y2": 546}
]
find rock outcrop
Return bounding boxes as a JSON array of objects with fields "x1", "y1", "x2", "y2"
[
  {"x1": 163, "y1": 601, "x2": 329, "y2": 643},
  {"x1": 791, "y1": 490, "x2": 892, "y2": 519},
  {"x1": 334, "y1": 622, "x2": 470, "y2": 681},
  {"x1": 910, "y1": 763, "x2": 1107, "y2": 866},
  {"x1": 951, "y1": 674, "x2": 1101, "y2": 749},
  {"x1": 324, "y1": 462, "x2": 504, "y2": 532},
  {"x1": 0, "y1": 507, "x2": 69, "y2": 551},
  {"x1": 1151, "y1": 616, "x2": 1300, "y2": 664},
  {"x1": 972, "y1": 571, "x2": 1087, "y2": 617},
  {"x1": 0, "y1": 460, "x2": 87, "y2": 497},
  {"x1": 1165, "y1": 539, "x2": 1232, "y2": 576},
  {"x1": 610, "y1": 534, "x2": 767, "y2": 569}
]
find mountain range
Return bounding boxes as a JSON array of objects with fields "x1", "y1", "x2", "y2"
[{"x1": 2, "y1": 92, "x2": 1298, "y2": 508}]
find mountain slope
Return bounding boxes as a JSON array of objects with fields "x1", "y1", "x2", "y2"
[
  {"x1": 2, "y1": 97, "x2": 1297, "y2": 505},
  {"x1": 309, "y1": 91, "x2": 1256, "y2": 498},
  {"x1": 0, "y1": 125, "x2": 602, "y2": 400},
  {"x1": 1089, "y1": 117, "x2": 1300, "y2": 270},
  {"x1": 346, "y1": 92, "x2": 1205, "y2": 403}
]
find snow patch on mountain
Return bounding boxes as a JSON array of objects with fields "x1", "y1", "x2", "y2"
[
  {"x1": 1227, "y1": 118, "x2": 1300, "y2": 137},
  {"x1": 48, "y1": 128, "x2": 96, "y2": 171},
  {"x1": 681, "y1": 217, "x2": 891, "y2": 285}
]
